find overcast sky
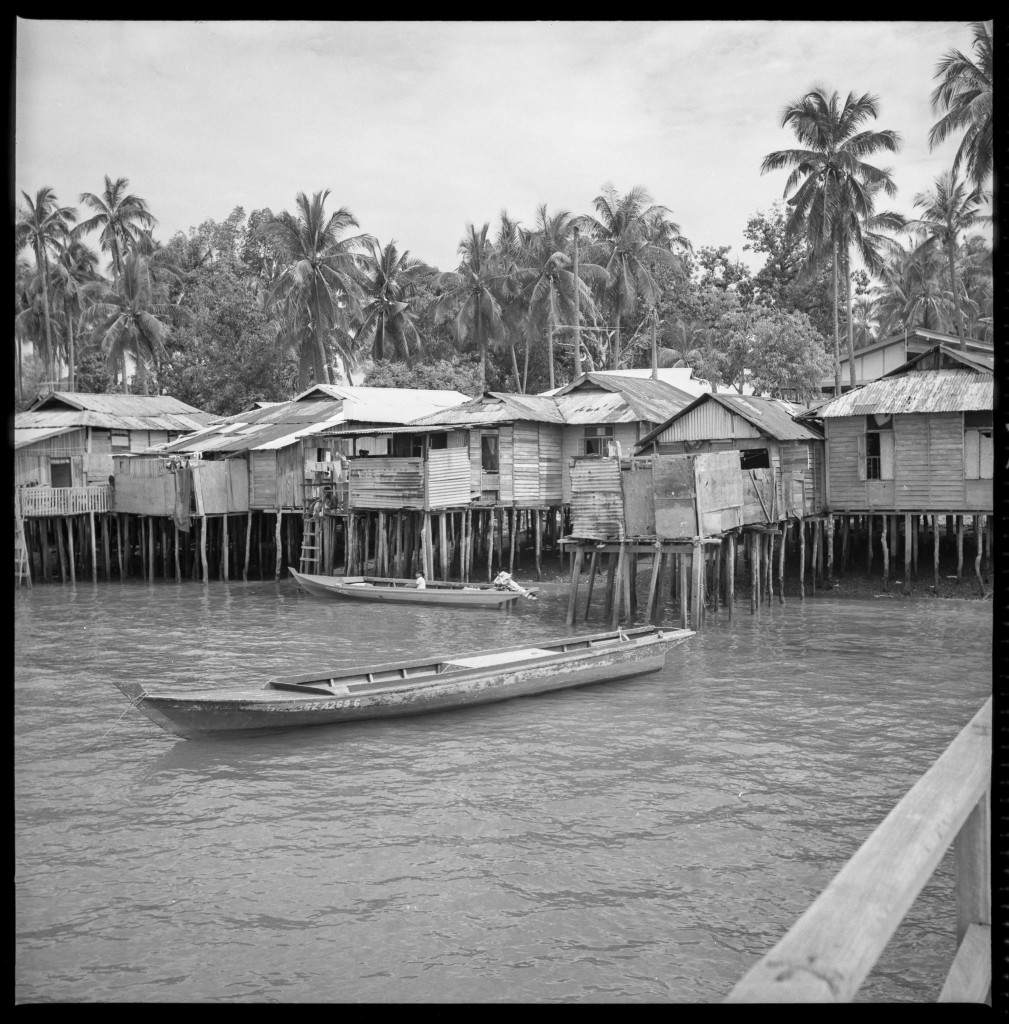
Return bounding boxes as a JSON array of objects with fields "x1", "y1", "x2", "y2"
[{"x1": 15, "y1": 20, "x2": 985, "y2": 276}]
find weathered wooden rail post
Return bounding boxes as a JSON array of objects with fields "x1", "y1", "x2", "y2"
[
  {"x1": 777, "y1": 524, "x2": 786, "y2": 605},
  {"x1": 798, "y1": 517, "x2": 805, "y2": 600},
  {"x1": 956, "y1": 515, "x2": 964, "y2": 583},
  {"x1": 903, "y1": 513, "x2": 912, "y2": 595},
  {"x1": 880, "y1": 514, "x2": 889, "y2": 590}
]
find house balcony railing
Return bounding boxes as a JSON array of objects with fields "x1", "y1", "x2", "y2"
[{"x1": 17, "y1": 484, "x2": 112, "y2": 518}]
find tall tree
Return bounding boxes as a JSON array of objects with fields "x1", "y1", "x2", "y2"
[
  {"x1": 512, "y1": 206, "x2": 605, "y2": 390},
  {"x1": 578, "y1": 183, "x2": 686, "y2": 369},
  {"x1": 81, "y1": 252, "x2": 186, "y2": 387},
  {"x1": 357, "y1": 239, "x2": 429, "y2": 363},
  {"x1": 267, "y1": 190, "x2": 372, "y2": 387},
  {"x1": 906, "y1": 171, "x2": 989, "y2": 348},
  {"x1": 15, "y1": 187, "x2": 77, "y2": 388},
  {"x1": 430, "y1": 223, "x2": 510, "y2": 389},
  {"x1": 52, "y1": 239, "x2": 102, "y2": 391},
  {"x1": 929, "y1": 20, "x2": 993, "y2": 191},
  {"x1": 873, "y1": 240, "x2": 953, "y2": 336},
  {"x1": 78, "y1": 176, "x2": 157, "y2": 284},
  {"x1": 761, "y1": 86, "x2": 901, "y2": 392}
]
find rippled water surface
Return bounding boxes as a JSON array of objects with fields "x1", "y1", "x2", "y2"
[{"x1": 15, "y1": 579, "x2": 991, "y2": 1003}]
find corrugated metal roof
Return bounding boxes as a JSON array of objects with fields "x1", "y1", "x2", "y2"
[
  {"x1": 410, "y1": 393, "x2": 565, "y2": 427},
  {"x1": 157, "y1": 388, "x2": 470, "y2": 454},
  {"x1": 14, "y1": 426, "x2": 79, "y2": 448},
  {"x1": 553, "y1": 373, "x2": 695, "y2": 420},
  {"x1": 28, "y1": 391, "x2": 211, "y2": 416},
  {"x1": 15, "y1": 409, "x2": 214, "y2": 432},
  {"x1": 815, "y1": 369, "x2": 994, "y2": 417},
  {"x1": 637, "y1": 392, "x2": 823, "y2": 447}
]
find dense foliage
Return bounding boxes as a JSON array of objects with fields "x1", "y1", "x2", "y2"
[{"x1": 14, "y1": 23, "x2": 992, "y2": 415}]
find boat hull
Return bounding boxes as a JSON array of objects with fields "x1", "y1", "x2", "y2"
[
  {"x1": 290, "y1": 568, "x2": 526, "y2": 606},
  {"x1": 115, "y1": 632, "x2": 687, "y2": 740}
]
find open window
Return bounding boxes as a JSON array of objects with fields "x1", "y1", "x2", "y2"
[
  {"x1": 50, "y1": 459, "x2": 72, "y2": 488},
  {"x1": 481, "y1": 434, "x2": 499, "y2": 472},
  {"x1": 964, "y1": 412, "x2": 993, "y2": 480},
  {"x1": 584, "y1": 425, "x2": 615, "y2": 456},
  {"x1": 860, "y1": 414, "x2": 894, "y2": 481},
  {"x1": 739, "y1": 448, "x2": 770, "y2": 470}
]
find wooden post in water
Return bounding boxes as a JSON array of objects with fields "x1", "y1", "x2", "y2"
[
  {"x1": 903, "y1": 513, "x2": 912, "y2": 595},
  {"x1": 115, "y1": 515, "x2": 124, "y2": 580},
  {"x1": 628, "y1": 552, "x2": 638, "y2": 617},
  {"x1": 199, "y1": 517, "x2": 208, "y2": 581},
  {"x1": 840, "y1": 516, "x2": 849, "y2": 573},
  {"x1": 880, "y1": 513, "x2": 889, "y2": 590},
  {"x1": 778, "y1": 524, "x2": 786, "y2": 605},
  {"x1": 220, "y1": 515, "x2": 228, "y2": 581},
  {"x1": 750, "y1": 533, "x2": 758, "y2": 612},
  {"x1": 826, "y1": 514, "x2": 833, "y2": 580},
  {"x1": 584, "y1": 548, "x2": 599, "y2": 622},
  {"x1": 604, "y1": 551, "x2": 618, "y2": 623},
  {"x1": 798, "y1": 517, "x2": 805, "y2": 600},
  {"x1": 566, "y1": 544, "x2": 583, "y2": 626},
  {"x1": 974, "y1": 516, "x2": 985, "y2": 595},
  {"x1": 67, "y1": 518, "x2": 76, "y2": 583},
  {"x1": 89, "y1": 510, "x2": 97, "y2": 579},
  {"x1": 933, "y1": 515, "x2": 940, "y2": 592},
  {"x1": 911, "y1": 514, "x2": 918, "y2": 576},
  {"x1": 766, "y1": 533, "x2": 774, "y2": 603},
  {"x1": 486, "y1": 509, "x2": 494, "y2": 581},
  {"x1": 956, "y1": 515, "x2": 964, "y2": 583},
  {"x1": 149, "y1": 516, "x2": 157, "y2": 581},
  {"x1": 534, "y1": 510, "x2": 542, "y2": 581},
  {"x1": 243, "y1": 513, "x2": 251, "y2": 581},
  {"x1": 889, "y1": 514, "x2": 898, "y2": 559},
  {"x1": 810, "y1": 519, "x2": 819, "y2": 593},
  {"x1": 726, "y1": 535, "x2": 735, "y2": 617},
  {"x1": 679, "y1": 553, "x2": 689, "y2": 629},
  {"x1": 56, "y1": 517, "x2": 67, "y2": 582},
  {"x1": 438, "y1": 512, "x2": 448, "y2": 580},
  {"x1": 646, "y1": 547, "x2": 662, "y2": 623},
  {"x1": 691, "y1": 540, "x2": 704, "y2": 629},
  {"x1": 508, "y1": 509, "x2": 516, "y2": 573},
  {"x1": 611, "y1": 544, "x2": 626, "y2": 629},
  {"x1": 101, "y1": 514, "x2": 111, "y2": 580},
  {"x1": 865, "y1": 515, "x2": 872, "y2": 576},
  {"x1": 174, "y1": 522, "x2": 181, "y2": 582}
]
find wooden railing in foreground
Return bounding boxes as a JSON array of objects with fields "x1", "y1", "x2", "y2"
[
  {"x1": 726, "y1": 697, "x2": 991, "y2": 1003},
  {"x1": 18, "y1": 485, "x2": 112, "y2": 517}
]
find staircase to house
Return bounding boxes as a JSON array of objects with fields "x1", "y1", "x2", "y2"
[
  {"x1": 299, "y1": 511, "x2": 321, "y2": 574},
  {"x1": 15, "y1": 492, "x2": 32, "y2": 588}
]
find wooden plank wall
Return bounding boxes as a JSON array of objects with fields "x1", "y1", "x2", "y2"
[
  {"x1": 114, "y1": 470, "x2": 176, "y2": 516},
  {"x1": 694, "y1": 450, "x2": 745, "y2": 533},
  {"x1": 927, "y1": 413, "x2": 966, "y2": 508},
  {"x1": 251, "y1": 451, "x2": 277, "y2": 509},
  {"x1": 894, "y1": 414, "x2": 931, "y2": 507},
  {"x1": 513, "y1": 423, "x2": 540, "y2": 505},
  {"x1": 824, "y1": 418, "x2": 864, "y2": 508},
  {"x1": 652, "y1": 457, "x2": 697, "y2": 539},
  {"x1": 498, "y1": 425, "x2": 514, "y2": 503},
  {"x1": 622, "y1": 459, "x2": 656, "y2": 536},
  {"x1": 538, "y1": 427, "x2": 563, "y2": 505}
]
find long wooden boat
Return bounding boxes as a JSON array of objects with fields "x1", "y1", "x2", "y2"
[
  {"x1": 288, "y1": 567, "x2": 538, "y2": 606},
  {"x1": 113, "y1": 625, "x2": 694, "y2": 740}
]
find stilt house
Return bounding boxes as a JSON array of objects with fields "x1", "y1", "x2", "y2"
[
  {"x1": 14, "y1": 392, "x2": 214, "y2": 518},
  {"x1": 565, "y1": 393, "x2": 824, "y2": 541},
  {"x1": 807, "y1": 346, "x2": 993, "y2": 515}
]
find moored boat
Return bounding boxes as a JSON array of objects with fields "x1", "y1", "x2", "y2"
[
  {"x1": 113, "y1": 624, "x2": 694, "y2": 740},
  {"x1": 289, "y1": 567, "x2": 538, "y2": 606}
]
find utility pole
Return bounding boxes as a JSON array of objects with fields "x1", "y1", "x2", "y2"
[
  {"x1": 651, "y1": 307, "x2": 658, "y2": 380},
  {"x1": 572, "y1": 226, "x2": 582, "y2": 378}
]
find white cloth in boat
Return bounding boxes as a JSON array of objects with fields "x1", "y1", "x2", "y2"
[{"x1": 447, "y1": 648, "x2": 553, "y2": 669}]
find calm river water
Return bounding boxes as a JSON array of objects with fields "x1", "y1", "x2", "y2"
[{"x1": 15, "y1": 578, "x2": 991, "y2": 1003}]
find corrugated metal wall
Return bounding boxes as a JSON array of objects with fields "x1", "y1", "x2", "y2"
[
  {"x1": 425, "y1": 448, "x2": 470, "y2": 508},
  {"x1": 350, "y1": 457, "x2": 425, "y2": 509},
  {"x1": 656, "y1": 403, "x2": 761, "y2": 443},
  {"x1": 569, "y1": 459, "x2": 624, "y2": 539}
]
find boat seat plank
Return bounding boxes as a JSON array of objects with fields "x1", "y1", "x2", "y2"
[{"x1": 446, "y1": 648, "x2": 554, "y2": 669}]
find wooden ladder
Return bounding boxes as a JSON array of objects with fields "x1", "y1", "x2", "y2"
[
  {"x1": 299, "y1": 512, "x2": 321, "y2": 574},
  {"x1": 14, "y1": 492, "x2": 32, "y2": 588}
]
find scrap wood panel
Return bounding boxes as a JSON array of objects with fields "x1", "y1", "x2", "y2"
[
  {"x1": 652, "y1": 456, "x2": 697, "y2": 539},
  {"x1": 350, "y1": 458, "x2": 425, "y2": 509},
  {"x1": 694, "y1": 451, "x2": 745, "y2": 534}
]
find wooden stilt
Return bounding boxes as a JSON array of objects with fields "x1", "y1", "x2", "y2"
[
  {"x1": 678, "y1": 553, "x2": 689, "y2": 629},
  {"x1": 956, "y1": 515, "x2": 964, "y2": 583},
  {"x1": 750, "y1": 533, "x2": 758, "y2": 612},
  {"x1": 174, "y1": 521, "x2": 181, "y2": 582},
  {"x1": 903, "y1": 512, "x2": 912, "y2": 595},
  {"x1": 881, "y1": 513, "x2": 889, "y2": 590},
  {"x1": 765, "y1": 534, "x2": 773, "y2": 604},
  {"x1": 911, "y1": 514, "x2": 918, "y2": 576},
  {"x1": 89, "y1": 510, "x2": 97, "y2": 579},
  {"x1": 826, "y1": 514, "x2": 833, "y2": 580},
  {"x1": 566, "y1": 544, "x2": 583, "y2": 626},
  {"x1": 656, "y1": 552, "x2": 669, "y2": 623},
  {"x1": 866, "y1": 514, "x2": 872, "y2": 576},
  {"x1": 777, "y1": 524, "x2": 786, "y2": 605},
  {"x1": 56, "y1": 517, "x2": 67, "y2": 582},
  {"x1": 257, "y1": 513, "x2": 265, "y2": 579},
  {"x1": 691, "y1": 541, "x2": 703, "y2": 629},
  {"x1": 933, "y1": 514, "x2": 940, "y2": 592},
  {"x1": 486, "y1": 509, "x2": 494, "y2": 581},
  {"x1": 604, "y1": 551, "x2": 618, "y2": 622},
  {"x1": 726, "y1": 535, "x2": 736, "y2": 616},
  {"x1": 840, "y1": 515, "x2": 849, "y2": 573},
  {"x1": 584, "y1": 548, "x2": 599, "y2": 621},
  {"x1": 798, "y1": 518, "x2": 805, "y2": 600},
  {"x1": 464, "y1": 509, "x2": 473, "y2": 583},
  {"x1": 67, "y1": 517, "x2": 77, "y2": 583},
  {"x1": 243, "y1": 513, "x2": 251, "y2": 581},
  {"x1": 712, "y1": 543, "x2": 721, "y2": 613},
  {"x1": 439, "y1": 512, "x2": 448, "y2": 580},
  {"x1": 611, "y1": 545, "x2": 626, "y2": 628},
  {"x1": 622, "y1": 544, "x2": 634, "y2": 625},
  {"x1": 508, "y1": 509, "x2": 516, "y2": 573},
  {"x1": 274, "y1": 509, "x2": 283, "y2": 579},
  {"x1": 199, "y1": 517, "x2": 208, "y2": 582},
  {"x1": 101, "y1": 514, "x2": 110, "y2": 580},
  {"x1": 986, "y1": 515, "x2": 993, "y2": 574},
  {"x1": 534, "y1": 510, "x2": 542, "y2": 581},
  {"x1": 974, "y1": 515, "x2": 985, "y2": 595},
  {"x1": 645, "y1": 547, "x2": 662, "y2": 623},
  {"x1": 810, "y1": 519, "x2": 819, "y2": 592}
]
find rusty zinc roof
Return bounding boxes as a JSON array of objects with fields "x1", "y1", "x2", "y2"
[
  {"x1": 28, "y1": 391, "x2": 212, "y2": 417},
  {"x1": 814, "y1": 369, "x2": 994, "y2": 418},
  {"x1": 552, "y1": 373, "x2": 695, "y2": 422},
  {"x1": 409, "y1": 393, "x2": 566, "y2": 427},
  {"x1": 15, "y1": 408, "x2": 215, "y2": 433},
  {"x1": 636, "y1": 392, "x2": 823, "y2": 448}
]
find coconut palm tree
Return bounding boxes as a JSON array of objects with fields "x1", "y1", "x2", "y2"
[
  {"x1": 873, "y1": 241, "x2": 954, "y2": 337},
  {"x1": 761, "y1": 86, "x2": 901, "y2": 392},
  {"x1": 430, "y1": 223, "x2": 510, "y2": 389},
  {"x1": 929, "y1": 21, "x2": 993, "y2": 191},
  {"x1": 957, "y1": 234, "x2": 993, "y2": 341},
  {"x1": 82, "y1": 252, "x2": 186, "y2": 387},
  {"x1": 357, "y1": 239, "x2": 429, "y2": 363},
  {"x1": 906, "y1": 171, "x2": 989, "y2": 348},
  {"x1": 52, "y1": 239, "x2": 103, "y2": 391},
  {"x1": 78, "y1": 176, "x2": 157, "y2": 285},
  {"x1": 577, "y1": 183, "x2": 686, "y2": 370},
  {"x1": 512, "y1": 206, "x2": 606, "y2": 390},
  {"x1": 15, "y1": 187, "x2": 77, "y2": 388},
  {"x1": 267, "y1": 190, "x2": 372, "y2": 387}
]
